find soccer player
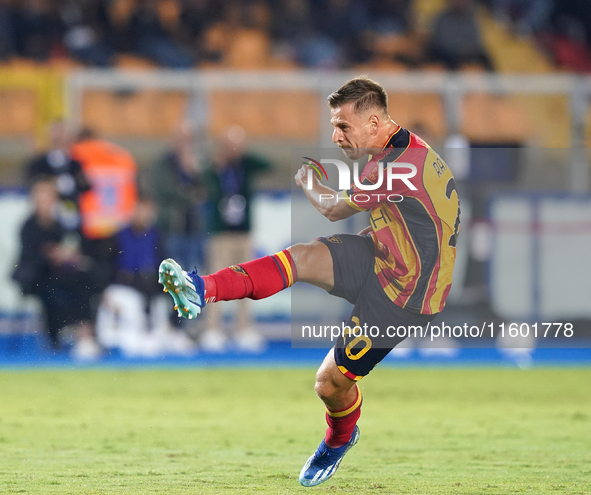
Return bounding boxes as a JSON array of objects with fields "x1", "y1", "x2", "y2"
[{"x1": 158, "y1": 77, "x2": 460, "y2": 486}]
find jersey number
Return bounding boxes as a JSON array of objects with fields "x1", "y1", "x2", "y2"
[{"x1": 343, "y1": 316, "x2": 372, "y2": 361}]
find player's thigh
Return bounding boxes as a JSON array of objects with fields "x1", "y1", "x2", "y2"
[
  {"x1": 315, "y1": 234, "x2": 375, "y2": 304},
  {"x1": 289, "y1": 241, "x2": 334, "y2": 291}
]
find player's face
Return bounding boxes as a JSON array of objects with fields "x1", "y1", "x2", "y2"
[{"x1": 330, "y1": 103, "x2": 373, "y2": 160}]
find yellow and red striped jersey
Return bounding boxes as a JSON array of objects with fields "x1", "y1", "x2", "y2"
[{"x1": 343, "y1": 127, "x2": 460, "y2": 314}]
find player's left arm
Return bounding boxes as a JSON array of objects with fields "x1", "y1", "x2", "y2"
[{"x1": 294, "y1": 164, "x2": 357, "y2": 222}]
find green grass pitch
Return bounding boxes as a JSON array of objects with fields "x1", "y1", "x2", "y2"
[{"x1": 0, "y1": 367, "x2": 589, "y2": 494}]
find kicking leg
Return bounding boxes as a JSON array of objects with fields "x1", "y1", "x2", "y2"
[
  {"x1": 158, "y1": 240, "x2": 335, "y2": 318},
  {"x1": 159, "y1": 240, "x2": 361, "y2": 487}
]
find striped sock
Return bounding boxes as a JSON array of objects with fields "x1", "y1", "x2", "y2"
[
  {"x1": 324, "y1": 386, "x2": 362, "y2": 448},
  {"x1": 203, "y1": 249, "x2": 295, "y2": 303}
]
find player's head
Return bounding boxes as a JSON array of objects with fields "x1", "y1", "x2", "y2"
[{"x1": 327, "y1": 77, "x2": 390, "y2": 160}]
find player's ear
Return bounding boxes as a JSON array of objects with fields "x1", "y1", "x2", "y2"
[{"x1": 369, "y1": 114, "x2": 380, "y2": 134}]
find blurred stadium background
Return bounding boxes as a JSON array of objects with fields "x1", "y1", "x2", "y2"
[{"x1": 1, "y1": 0, "x2": 591, "y2": 363}]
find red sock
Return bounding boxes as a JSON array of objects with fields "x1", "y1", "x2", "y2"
[
  {"x1": 324, "y1": 386, "x2": 362, "y2": 448},
  {"x1": 203, "y1": 249, "x2": 295, "y2": 303}
]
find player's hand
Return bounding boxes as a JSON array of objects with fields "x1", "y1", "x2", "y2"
[{"x1": 294, "y1": 164, "x2": 317, "y2": 189}]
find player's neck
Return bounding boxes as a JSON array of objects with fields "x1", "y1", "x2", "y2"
[{"x1": 372, "y1": 119, "x2": 400, "y2": 150}]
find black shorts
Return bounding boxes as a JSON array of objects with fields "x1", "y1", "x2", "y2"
[{"x1": 318, "y1": 234, "x2": 437, "y2": 381}]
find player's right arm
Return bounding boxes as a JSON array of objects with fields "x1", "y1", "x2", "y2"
[{"x1": 294, "y1": 164, "x2": 357, "y2": 222}]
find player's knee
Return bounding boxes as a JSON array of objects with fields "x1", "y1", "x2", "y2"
[
  {"x1": 314, "y1": 370, "x2": 341, "y2": 402},
  {"x1": 314, "y1": 377, "x2": 336, "y2": 402},
  {"x1": 290, "y1": 242, "x2": 326, "y2": 281},
  {"x1": 289, "y1": 242, "x2": 314, "y2": 273}
]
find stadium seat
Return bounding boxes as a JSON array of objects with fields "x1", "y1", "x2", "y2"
[
  {"x1": 156, "y1": 0, "x2": 181, "y2": 30},
  {"x1": 462, "y1": 94, "x2": 530, "y2": 143},
  {"x1": 82, "y1": 90, "x2": 188, "y2": 137},
  {"x1": 225, "y1": 29, "x2": 271, "y2": 69},
  {"x1": 202, "y1": 23, "x2": 232, "y2": 65},
  {"x1": 353, "y1": 58, "x2": 409, "y2": 72},
  {"x1": 372, "y1": 32, "x2": 425, "y2": 66},
  {"x1": 387, "y1": 93, "x2": 447, "y2": 141},
  {"x1": 420, "y1": 62, "x2": 446, "y2": 72},
  {"x1": 108, "y1": 0, "x2": 136, "y2": 25},
  {"x1": 209, "y1": 91, "x2": 319, "y2": 139},
  {"x1": 47, "y1": 57, "x2": 85, "y2": 71},
  {"x1": 518, "y1": 95, "x2": 570, "y2": 148},
  {"x1": 5, "y1": 58, "x2": 43, "y2": 71},
  {"x1": 413, "y1": 0, "x2": 447, "y2": 31},
  {"x1": 0, "y1": 90, "x2": 37, "y2": 136},
  {"x1": 479, "y1": 10, "x2": 554, "y2": 73},
  {"x1": 459, "y1": 63, "x2": 487, "y2": 73},
  {"x1": 115, "y1": 54, "x2": 158, "y2": 70}
]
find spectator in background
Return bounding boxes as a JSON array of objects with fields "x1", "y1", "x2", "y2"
[
  {"x1": 12, "y1": 177, "x2": 101, "y2": 360},
  {"x1": 201, "y1": 125, "x2": 271, "y2": 353},
  {"x1": 491, "y1": 0, "x2": 553, "y2": 36},
  {"x1": 270, "y1": 0, "x2": 315, "y2": 65},
  {"x1": 153, "y1": 120, "x2": 207, "y2": 272},
  {"x1": 14, "y1": 0, "x2": 62, "y2": 61},
  {"x1": 314, "y1": 0, "x2": 372, "y2": 66},
  {"x1": 181, "y1": 0, "x2": 222, "y2": 39},
  {"x1": 542, "y1": 0, "x2": 591, "y2": 73},
  {"x1": 429, "y1": 0, "x2": 495, "y2": 71},
  {"x1": 559, "y1": 0, "x2": 591, "y2": 48},
  {"x1": 71, "y1": 128, "x2": 138, "y2": 242},
  {"x1": 103, "y1": 0, "x2": 136, "y2": 54},
  {"x1": 96, "y1": 196, "x2": 195, "y2": 356},
  {"x1": 367, "y1": 0, "x2": 411, "y2": 34},
  {"x1": 129, "y1": 0, "x2": 195, "y2": 68},
  {"x1": 180, "y1": 0, "x2": 224, "y2": 61},
  {"x1": 26, "y1": 120, "x2": 91, "y2": 231},
  {"x1": 270, "y1": 0, "x2": 343, "y2": 68},
  {"x1": 0, "y1": 0, "x2": 16, "y2": 60},
  {"x1": 59, "y1": 0, "x2": 113, "y2": 67},
  {"x1": 70, "y1": 128, "x2": 138, "y2": 294},
  {"x1": 112, "y1": 196, "x2": 164, "y2": 296},
  {"x1": 296, "y1": 27, "x2": 342, "y2": 68}
]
